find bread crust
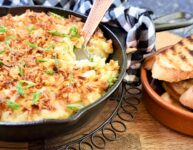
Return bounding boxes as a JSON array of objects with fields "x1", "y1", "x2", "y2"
[
  {"x1": 162, "y1": 79, "x2": 193, "y2": 109},
  {"x1": 179, "y1": 86, "x2": 193, "y2": 109},
  {"x1": 161, "y1": 92, "x2": 187, "y2": 110},
  {"x1": 145, "y1": 35, "x2": 193, "y2": 110},
  {"x1": 148, "y1": 35, "x2": 193, "y2": 82},
  {"x1": 152, "y1": 61, "x2": 193, "y2": 82},
  {"x1": 144, "y1": 55, "x2": 156, "y2": 70},
  {"x1": 162, "y1": 82, "x2": 180, "y2": 101}
]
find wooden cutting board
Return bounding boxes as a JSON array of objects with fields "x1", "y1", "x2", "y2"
[{"x1": 0, "y1": 32, "x2": 192, "y2": 150}]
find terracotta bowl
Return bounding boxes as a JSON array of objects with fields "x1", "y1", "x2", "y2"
[{"x1": 141, "y1": 61, "x2": 193, "y2": 136}]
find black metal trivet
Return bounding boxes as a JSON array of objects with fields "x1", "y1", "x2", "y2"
[{"x1": 32, "y1": 83, "x2": 141, "y2": 150}]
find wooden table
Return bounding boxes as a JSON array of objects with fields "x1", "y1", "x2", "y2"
[{"x1": 0, "y1": 32, "x2": 192, "y2": 150}]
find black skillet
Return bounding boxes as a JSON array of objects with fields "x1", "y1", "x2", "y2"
[
  {"x1": 0, "y1": 6, "x2": 127, "y2": 141},
  {"x1": 0, "y1": 6, "x2": 192, "y2": 141}
]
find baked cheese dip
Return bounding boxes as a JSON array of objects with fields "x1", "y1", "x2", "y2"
[{"x1": 0, "y1": 10, "x2": 119, "y2": 122}]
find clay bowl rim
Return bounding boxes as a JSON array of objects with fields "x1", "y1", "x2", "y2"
[{"x1": 140, "y1": 47, "x2": 193, "y2": 119}]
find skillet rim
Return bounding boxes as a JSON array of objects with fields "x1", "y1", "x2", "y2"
[{"x1": 0, "y1": 5, "x2": 127, "y2": 126}]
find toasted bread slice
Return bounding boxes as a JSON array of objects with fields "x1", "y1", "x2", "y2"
[
  {"x1": 144, "y1": 54, "x2": 156, "y2": 70},
  {"x1": 151, "y1": 35, "x2": 193, "y2": 82},
  {"x1": 144, "y1": 46, "x2": 171, "y2": 70},
  {"x1": 179, "y1": 86, "x2": 193, "y2": 109},
  {"x1": 162, "y1": 79, "x2": 193, "y2": 101},
  {"x1": 162, "y1": 82, "x2": 180, "y2": 101},
  {"x1": 161, "y1": 92, "x2": 187, "y2": 110}
]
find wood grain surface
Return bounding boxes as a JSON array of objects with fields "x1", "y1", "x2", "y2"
[{"x1": 0, "y1": 32, "x2": 192, "y2": 150}]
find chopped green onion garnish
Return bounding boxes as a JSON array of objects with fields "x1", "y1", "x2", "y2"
[
  {"x1": 6, "y1": 100, "x2": 20, "y2": 110},
  {"x1": 44, "y1": 44, "x2": 55, "y2": 51},
  {"x1": 4, "y1": 35, "x2": 14, "y2": 46},
  {"x1": 27, "y1": 25, "x2": 35, "y2": 33},
  {"x1": 89, "y1": 57, "x2": 94, "y2": 62},
  {"x1": 49, "y1": 30, "x2": 63, "y2": 36},
  {"x1": 32, "y1": 90, "x2": 42, "y2": 105},
  {"x1": 69, "y1": 26, "x2": 80, "y2": 37},
  {"x1": 0, "y1": 50, "x2": 5, "y2": 54},
  {"x1": 18, "y1": 65, "x2": 24, "y2": 77},
  {"x1": 26, "y1": 41, "x2": 38, "y2": 48},
  {"x1": 49, "y1": 12, "x2": 64, "y2": 19},
  {"x1": 0, "y1": 26, "x2": 7, "y2": 33},
  {"x1": 46, "y1": 69, "x2": 54, "y2": 75},
  {"x1": 68, "y1": 74, "x2": 74, "y2": 82},
  {"x1": 107, "y1": 75, "x2": 117, "y2": 87},
  {"x1": 16, "y1": 80, "x2": 35, "y2": 96},
  {"x1": 16, "y1": 82, "x2": 25, "y2": 96},
  {"x1": 48, "y1": 30, "x2": 68, "y2": 37},
  {"x1": 67, "y1": 103, "x2": 84, "y2": 111},
  {"x1": 36, "y1": 59, "x2": 48, "y2": 62},
  {"x1": 0, "y1": 61, "x2": 3, "y2": 66},
  {"x1": 19, "y1": 80, "x2": 35, "y2": 88}
]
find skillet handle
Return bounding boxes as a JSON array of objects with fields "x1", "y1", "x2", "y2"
[{"x1": 154, "y1": 12, "x2": 193, "y2": 32}]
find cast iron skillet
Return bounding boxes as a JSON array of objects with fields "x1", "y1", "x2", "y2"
[{"x1": 0, "y1": 6, "x2": 127, "y2": 141}]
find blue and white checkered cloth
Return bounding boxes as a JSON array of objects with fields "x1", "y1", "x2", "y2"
[{"x1": 0, "y1": 0, "x2": 156, "y2": 85}]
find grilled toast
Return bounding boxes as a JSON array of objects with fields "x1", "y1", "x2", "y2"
[
  {"x1": 180, "y1": 86, "x2": 193, "y2": 109},
  {"x1": 146, "y1": 35, "x2": 193, "y2": 82},
  {"x1": 161, "y1": 92, "x2": 187, "y2": 110},
  {"x1": 162, "y1": 79, "x2": 193, "y2": 101}
]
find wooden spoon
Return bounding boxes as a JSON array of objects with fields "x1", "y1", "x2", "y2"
[{"x1": 76, "y1": 0, "x2": 113, "y2": 60}]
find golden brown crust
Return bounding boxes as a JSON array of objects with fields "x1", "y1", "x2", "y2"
[
  {"x1": 162, "y1": 82, "x2": 180, "y2": 101},
  {"x1": 151, "y1": 35, "x2": 193, "y2": 82},
  {"x1": 152, "y1": 61, "x2": 193, "y2": 82},
  {"x1": 144, "y1": 46, "x2": 172, "y2": 70},
  {"x1": 144, "y1": 55, "x2": 156, "y2": 70},
  {"x1": 179, "y1": 86, "x2": 193, "y2": 109},
  {"x1": 161, "y1": 92, "x2": 187, "y2": 110},
  {"x1": 162, "y1": 79, "x2": 193, "y2": 109}
]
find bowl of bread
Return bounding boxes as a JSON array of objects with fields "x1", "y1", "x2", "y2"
[{"x1": 141, "y1": 35, "x2": 193, "y2": 136}]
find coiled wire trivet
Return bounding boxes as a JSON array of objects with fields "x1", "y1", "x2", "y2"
[{"x1": 40, "y1": 83, "x2": 141, "y2": 150}]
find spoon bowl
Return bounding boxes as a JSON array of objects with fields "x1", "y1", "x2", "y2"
[{"x1": 75, "y1": 0, "x2": 113, "y2": 60}]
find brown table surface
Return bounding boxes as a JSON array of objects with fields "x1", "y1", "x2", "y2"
[{"x1": 0, "y1": 32, "x2": 193, "y2": 150}]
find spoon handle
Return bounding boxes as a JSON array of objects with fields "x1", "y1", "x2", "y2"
[{"x1": 83, "y1": 0, "x2": 113, "y2": 45}]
